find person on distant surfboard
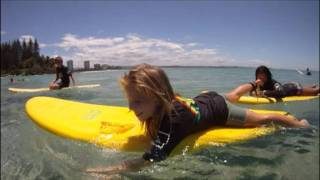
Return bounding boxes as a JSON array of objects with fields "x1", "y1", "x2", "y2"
[
  {"x1": 49, "y1": 56, "x2": 75, "y2": 90},
  {"x1": 227, "y1": 65, "x2": 319, "y2": 102},
  {"x1": 306, "y1": 68, "x2": 312, "y2": 76},
  {"x1": 85, "y1": 63, "x2": 309, "y2": 177},
  {"x1": 9, "y1": 78, "x2": 16, "y2": 83}
]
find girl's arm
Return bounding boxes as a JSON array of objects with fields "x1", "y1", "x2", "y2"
[
  {"x1": 225, "y1": 83, "x2": 254, "y2": 103},
  {"x1": 53, "y1": 71, "x2": 59, "y2": 83},
  {"x1": 69, "y1": 73, "x2": 75, "y2": 86},
  {"x1": 85, "y1": 138, "x2": 167, "y2": 176},
  {"x1": 84, "y1": 157, "x2": 150, "y2": 175}
]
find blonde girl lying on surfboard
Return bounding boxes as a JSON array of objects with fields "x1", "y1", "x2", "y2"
[
  {"x1": 227, "y1": 65, "x2": 319, "y2": 103},
  {"x1": 85, "y1": 63, "x2": 309, "y2": 177}
]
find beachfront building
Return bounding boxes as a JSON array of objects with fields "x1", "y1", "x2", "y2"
[
  {"x1": 67, "y1": 60, "x2": 73, "y2": 72},
  {"x1": 101, "y1": 64, "x2": 110, "y2": 69},
  {"x1": 84, "y1": 61, "x2": 90, "y2": 70},
  {"x1": 94, "y1": 64, "x2": 101, "y2": 70}
]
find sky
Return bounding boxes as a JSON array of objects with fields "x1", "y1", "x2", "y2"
[{"x1": 1, "y1": 0, "x2": 319, "y2": 70}]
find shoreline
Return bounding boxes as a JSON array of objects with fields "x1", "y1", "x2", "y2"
[{"x1": 1, "y1": 66, "x2": 319, "y2": 77}]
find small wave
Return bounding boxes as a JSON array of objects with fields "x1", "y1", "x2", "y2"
[
  {"x1": 42, "y1": 143, "x2": 78, "y2": 167},
  {"x1": 79, "y1": 69, "x2": 122, "y2": 74},
  {"x1": 1, "y1": 119, "x2": 19, "y2": 128}
]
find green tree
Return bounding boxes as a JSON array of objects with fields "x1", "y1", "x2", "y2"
[
  {"x1": 33, "y1": 39, "x2": 40, "y2": 57},
  {"x1": 1, "y1": 38, "x2": 55, "y2": 75},
  {"x1": 22, "y1": 39, "x2": 28, "y2": 60},
  {"x1": 22, "y1": 56, "x2": 36, "y2": 68}
]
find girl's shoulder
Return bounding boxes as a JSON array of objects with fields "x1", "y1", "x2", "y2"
[
  {"x1": 172, "y1": 97, "x2": 190, "y2": 113},
  {"x1": 171, "y1": 97, "x2": 196, "y2": 120},
  {"x1": 272, "y1": 79, "x2": 281, "y2": 85}
]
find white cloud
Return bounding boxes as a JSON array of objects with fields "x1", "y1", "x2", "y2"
[
  {"x1": 54, "y1": 33, "x2": 229, "y2": 67},
  {"x1": 19, "y1": 35, "x2": 35, "y2": 42},
  {"x1": 39, "y1": 43, "x2": 47, "y2": 48},
  {"x1": 57, "y1": 33, "x2": 125, "y2": 50},
  {"x1": 186, "y1": 43, "x2": 198, "y2": 47},
  {"x1": 1, "y1": 31, "x2": 6, "y2": 36},
  {"x1": 242, "y1": 59, "x2": 272, "y2": 67},
  {"x1": 51, "y1": 33, "x2": 270, "y2": 68},
  {"x1": 19, "y1": 35, "x2": 49, "y2": 49}
]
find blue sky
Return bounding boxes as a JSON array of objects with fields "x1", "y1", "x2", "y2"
[{"x1": 1, "y1": 0, "x2": 319, "y2": 70}]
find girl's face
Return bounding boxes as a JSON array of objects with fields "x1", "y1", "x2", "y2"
[
  {"x1": 126, "y1": 85, "x2": 158, "y2": 122},
  {"x1": 55, "y1": 62, "x2": 62, "y2": 68},
  {"x1": 256, "y1": 73, "x2": 267, "y2": 85}
]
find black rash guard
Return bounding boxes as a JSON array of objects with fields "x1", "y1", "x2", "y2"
[
  {"x1": 143, "y1": 91, "x2": 228, "y2": 162},
  {"x1": 55, "y1": 65, "x2": 71, "y2": 88},
  {"x1": 262, "y1": 82, "x2": 303, "y2": 98},
  {"x1": 249, "y1": 80, "x2": 302, "y2": 98}
]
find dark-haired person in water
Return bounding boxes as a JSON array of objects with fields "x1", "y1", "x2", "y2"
[
  {"x1": 306, "y1": 68, "x2": 312, "y2": 76},
  {"x1": 49, "y1": 56, "x2": 75, "y2": 90},
  {"x1": 227, "y1": 65, "x2": 319, "y2": 103}
]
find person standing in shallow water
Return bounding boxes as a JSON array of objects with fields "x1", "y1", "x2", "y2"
[
  {"x1": 227, "y1": 65, "x2": 319, "y2": 103},
  {"x1": 85, "y1": 63, "x2": 309, "y2": 178},
  {"x1": 9, "y1": 78, "x2": 16, "y2": 83},
  {"x1": 306, "y1": 68, "x2": 312, "y2": 76},
  {"x1": 49, "y1": 56, "x2": 75, "y2": 90}
]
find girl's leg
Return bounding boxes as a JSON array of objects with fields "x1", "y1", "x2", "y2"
[
  {"x1": 301, "y1": 86, "x2": 319, "y2": 96},
  {"x1": 305, "y1": 84, "x2": 317, "y2": 88},
  {"x1": 243, "y1": 110, "x2": 309, "y2": 128}
]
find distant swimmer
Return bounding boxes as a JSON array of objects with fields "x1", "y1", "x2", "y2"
[
  {"x1": 49, "y1": 56, "x2": 75, "y2": 90},
  {"x1": 227, "y1": 65, "x2": 319, "y2": 102},
  {"x1": 9, "y1": 78, "x2": 16, "y2": 83},
  {"x1": 306, "y1": 68, "x2": 311, "y2": 76}
]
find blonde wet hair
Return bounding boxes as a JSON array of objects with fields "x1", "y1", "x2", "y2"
[
  {"x1": 120, "y1": 63, "x2": 175, "y2": 139},
  {"x1": 51, "y1": 56, "x2": 63, "y2": 64}
]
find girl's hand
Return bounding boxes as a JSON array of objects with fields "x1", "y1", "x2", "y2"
[
  {"x1": 255, "y1": 79, "x2": 263, "y2": 86},
  {"x1": 252, "y1": 90, "x2": 262, "y2": 97},
  {"x1": 254, "y1": 79, "x2": 264, "y2": 97},
  {"x1": 255, "y1": 90, "x2": 265, "y2": 97},
  {"x1": 84, "y1": 164, "x2": 126, "y2": 174},
  {"x1": 84, "y1": 158, "x2": 149, "y2": 176}
]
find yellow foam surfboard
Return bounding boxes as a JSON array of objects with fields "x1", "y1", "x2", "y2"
[
  {"x1": 8, "y1": 84, "x2": 101, "y2": 93},
  {"x1": 25, "y1": 96, "x2": 294, "y2": 156},
  {"x1": 238, "y1": 95, "x2": 319, "y2": 104}
]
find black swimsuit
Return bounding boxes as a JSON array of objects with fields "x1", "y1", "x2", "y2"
[
  {"x1": 143, "y1": 91, "x2": 228, "y2": 162},
  {"x1": 262, "y1": 82, "x2": 303, "y2": 98},
  {"x1": 250, "y1": 79, "x2": 302, "y2": 98},
  {"x1": 55, "y1": 66, "x2": 71, "y2": 88}
]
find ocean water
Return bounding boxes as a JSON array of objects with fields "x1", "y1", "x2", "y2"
[{"x1": 1, "y1": 67, "x2": 319, "y2": 180}]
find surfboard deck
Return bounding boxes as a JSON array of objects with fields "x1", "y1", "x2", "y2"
[
  {"x1": 8, "y1": 84, "x2": 101, "y2": 93},
  {"x1": 25, "y1": 96, "x2": 293, "y2": 156},
  {"x1": 238, "y1": 95, "x2": 319, "y2": 104}
]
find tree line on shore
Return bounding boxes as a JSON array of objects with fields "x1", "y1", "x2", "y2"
[{"x1": 1, "y1": 38, "x2": 55, "y2": 76}]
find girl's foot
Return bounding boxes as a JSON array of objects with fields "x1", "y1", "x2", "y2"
[{"x1": 299, "y1": 119, "x2": 310, "y2": 128}]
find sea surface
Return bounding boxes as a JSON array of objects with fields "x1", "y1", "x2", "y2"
[{"x1": 1, "y1": 67, "x2": 319, "y2": 180}]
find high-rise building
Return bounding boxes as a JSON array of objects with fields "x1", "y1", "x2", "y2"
[
  {"x1": 101, "y1": 64, "x2": 110, "y2": 69},
  {"x1": 84, "y1": 61, "x2": 90, "y2": 70},
  {"x1": 67, "y1": 60, "x2": 73, "y2": 71},
  {"x1": 94, "y1": 64, "x2": 101, "y2": 70}
]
